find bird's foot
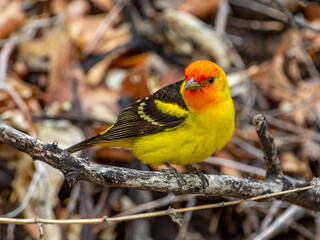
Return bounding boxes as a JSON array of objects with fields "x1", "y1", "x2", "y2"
[
  {"x1": 185, "y1": 164, "x2": 209, "y2": 190},
  {"x1": 164, "y1": 163, "x2": 186, "y2": 189}
]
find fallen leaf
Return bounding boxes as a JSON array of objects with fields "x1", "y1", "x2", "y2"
[
  {"x1": 122, "y1": 57, "x2": 151, "y2": 99},
  {"x1": 89, "y1": 0, "x2": 114, "y2": 11},
  {"x1": 67, "y1": 17, "x2": 131, "y2": 53},
  {"x1": 280, "y1": 152, "x2": 311, "y2": 179},
  {"x1": 303, "y1": 3, "x2": 320, "y2": 21},
  {"x1": 179, "y1": 0, "x2": 223, "y2": 19},
  {"x1": 0, "y1": 1, "x2": 25, "y2": 39},
  {"x1": 163, "y1": 9, "x2": 235, "y2": 68}
]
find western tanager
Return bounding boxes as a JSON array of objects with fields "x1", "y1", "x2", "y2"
[{"x1": 67, "y1": 60, "x2": 235, "y2": 187}]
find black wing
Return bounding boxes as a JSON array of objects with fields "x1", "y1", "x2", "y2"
[
  {"x1": 66, "y1": 80, "x2": 189, "y2": 153},
  {"x1": 96, "y1": 80, "x2": 188, "y2": 141}
]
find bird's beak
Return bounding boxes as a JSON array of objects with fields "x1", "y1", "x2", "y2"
[{"x1": 184, "y1": 78, "x2": 202, "y2": 90}]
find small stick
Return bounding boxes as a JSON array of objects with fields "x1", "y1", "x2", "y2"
[{"x1": 254, "y1": 114, "x2": 283, "y2": 181}]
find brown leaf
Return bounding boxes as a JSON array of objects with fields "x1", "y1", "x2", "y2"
[
  {"x1": 18, "y1": 25, "x2": 69, "y2": 58},
  {"x1": 89, "y1": 0, "x2": 114, "y2": 11},
  {"x1": 303, "y1": 3, "x2": 320, "y2": 21},
  {"x1": 51, "y1": 0, "x2": 68, "y2": 15},
  {"x1": 179, "y1": 0, "x2": 223, "y2": 19},
  {"x1": 48, "y1": 38, "x2": 74, "y2": 104},
  {"x1": 112, "y1": 53, "x2": 150, "y2": 69},
  {"x1": 292, "y1": 81, "x2": 320, "y2": 125},
  {"x1": 78, "y1": 84, "x2": 119, "y2": 123},
  {"x1": 67, "y1": 0, "x2": 91, "y2": 18},
  {"x1": 216, "y1": 151, "x2": 242, "y2": 178},
  {"x1": 96, "y1": 147, "x2": 133, "y2": 163},
  {"x1": 160, "y1": 69, "x2": 185, "y2": 88},
  {"x1": 67, "y1": 17, "x2": 131, "y2": 54},
  {"x1": 280, "y1": 152, "x2": 311, "y2": 179},
  {"x1": 121, "y1": 57, "x2": 151, "y2": 99},
  {"x1": 300, "y1": 140, "x2": 320, "y2": 162},
  {"x1": 0, "y1": 2, "x2": 25, "y2": 39},
  {"x1": 86, "y1": 57, "x2": 114, "y2": 86}
]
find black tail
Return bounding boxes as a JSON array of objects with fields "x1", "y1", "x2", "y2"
[{"x1": 65, "y1": 134, "x2": 102, "y2": 153}]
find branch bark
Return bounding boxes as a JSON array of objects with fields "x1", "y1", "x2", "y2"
[
  {"x1": 0, "y1": 117, "x2": 319, "y2": 211},
  {"x1": 253, "y1": 114, "x2": 283, "y2": 181}
]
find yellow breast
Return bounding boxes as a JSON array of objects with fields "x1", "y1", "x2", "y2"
[{"x1": 132, "y1": 98, "x2": 235, "y2": 166}]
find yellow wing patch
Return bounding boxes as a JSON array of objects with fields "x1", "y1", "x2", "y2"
[{"x1": 154, "y1": 99, "x2": 188, "y2": 118}]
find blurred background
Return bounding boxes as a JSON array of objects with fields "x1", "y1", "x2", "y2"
[{"x1": 0, "y1": 0, "x2": 320, "y2": 239}]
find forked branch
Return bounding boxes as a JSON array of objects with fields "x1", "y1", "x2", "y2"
[{"x1": 0, "y1": 115, "x2": 318, "y2": 211}]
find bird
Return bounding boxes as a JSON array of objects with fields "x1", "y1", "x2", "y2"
[{"x1": 66, "y1": 60, "x2": 235, "y2": 188}]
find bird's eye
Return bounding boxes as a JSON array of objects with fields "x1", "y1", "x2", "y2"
[{"x1": 208, "y1": 76, "x2": 215, "y2": 84}]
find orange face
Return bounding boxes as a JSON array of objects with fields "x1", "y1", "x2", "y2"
[
  {"x1": 186, "y1": 60, "x2": 220, "y2": 81},
  {"x1": 182, "y1": 60, "x2": 229, "y2": 112}
]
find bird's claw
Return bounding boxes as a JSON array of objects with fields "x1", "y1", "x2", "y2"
[
  {"x1": 185, "y1": 164, "x2": 209, "y2": 190},
  {"x1": 164, "y1": 163, "x2": 186, "y2": 189}
]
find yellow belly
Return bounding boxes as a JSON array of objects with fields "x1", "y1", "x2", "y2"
[{"x1": 132, "y1": 100, "x2": 235, "y2": 166}]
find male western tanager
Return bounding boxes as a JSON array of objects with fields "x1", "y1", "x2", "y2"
[{"x1": 67, "y1": 60, "x2": 235, "y2": 187}]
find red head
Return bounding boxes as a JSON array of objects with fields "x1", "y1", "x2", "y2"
[{"x1": 182, "y1": 60, "x2": 230, "y2": 112}]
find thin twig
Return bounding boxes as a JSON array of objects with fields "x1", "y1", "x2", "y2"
[
  {"x1": 116, "y1": 194, "x2": 195, "y2": 217},
  {"x1": 253, "y1": 114, "x2": 283, "y2": 181},
  {"x1": 0, "y1": 185, "x2": 313, "y2": 225},
  {"x1": 272, "y1": 0, "x2": 320, "y2": 33},
  {"x1": 205, "y1": 157, "x2": 304, "y2": 185},
  {"x1": 215, "y1": 0, "x2": 230, "y2": 35},
  {"x1": 0, "y1": 15, "x2": 64, "y2": 46},
  {"x1": 231, "y1": 136, "x2": 264, "y2": 159},
  {"x1": 237, "y1": 102, "x2": 320, "y2": 143},
  {"x1": 229, "y1": 0, "x2": 287, "y2": 21},
  {"x1": 0, "y1": 38, "x2": 47, "y2": 220},
  {"x1": 294, "y1": 15, "x2": 320, "y2": 33},
  {"x1": 0, "y1": 164, "x2": 43, "y2": 218},
  {"x1": 228, "y1": 17, "x2": 284, "y2": 31},
  {"x1": 0, "y1": 41, "x2": 15, "y2": 82},
  {"x1": 175, "y1": 198, "x2": 197, "y2": 240},
  {"x1": 272, "y1": 0, "x2": 297, "y2": 27},
  {"x1": 252, "y1": 205, "x2": 307, "y2": 240},
  {"x1": 260, "y1": 201, "x2": 282, "y2": 230},
  {"x1": 271, "y1": 0, "x2": 320, "y2": 79},
  {"x1": 205, "y1": 157, "x2": 265, "y2": 176}
]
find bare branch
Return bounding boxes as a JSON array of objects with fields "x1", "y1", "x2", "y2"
[
  {"x1": 254, "y1": 114, "x2": 283, "y2": 181},
  {"x1": 0, "y1": 119, "x2": 319, "y2": 211}
]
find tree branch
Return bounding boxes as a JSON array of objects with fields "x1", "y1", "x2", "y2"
[
  {"x1": 0, "y1": 117, "x2": 319, "y2": 211},
  {"x1": 253, "y1": 114, "x2": 283, "y2": 181}
]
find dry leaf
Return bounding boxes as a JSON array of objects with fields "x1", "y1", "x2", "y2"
[
  {"x1": 48, "y1": 36, "x2": 74, "y2": 104},
  {"x1": 300, "y1": 140, "x2": 320, "y2": 162},
  {"x1": 0, "y1": 1, "x2": 25, "y2": 39},
  {"x1": 280, "y1": 152, "x2": 311, "y2": 179},
  {"x1": 122, "y1": 57, "x2": 151, "y2": 99},
  {"x1": 86, "y1": 57, "x2": 113, "y2": 86},
  {"x1": 67, "y1": 17, "x2": 130, "y2": 53},
  {"x1": 96, "y1": 147, "x2": 133, "y2": 163},
  {"x1": 79, "y1": 84, "x2": 119, "y2": 123},
  {"x1": 51, "y1": 0, "x2": 69, "y2": 15},
  {"x1": 67, "y1": 0, "x2": 90, "y2": 18},
  {"x1": 18, "y1": 26, "x2": 68, "y2": 58},
  {"x1": 303, "y1": 3, "x2": 320, "y2": 21},
  {"x1": 89, "y1": 0, "x2": 114, "y2": 11},
  {"x1": 179, "y1": 0, "x2": 223, "y2": 19},
  {"x1": 163, "y1": 9, "x2": 234, "y2": 68},
  {"x1": 217, "y1": 151, "x2": 242, "y2": 178},
  {"x1": 0, "y1": 110, "x2": 29, "y2": 132}
]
